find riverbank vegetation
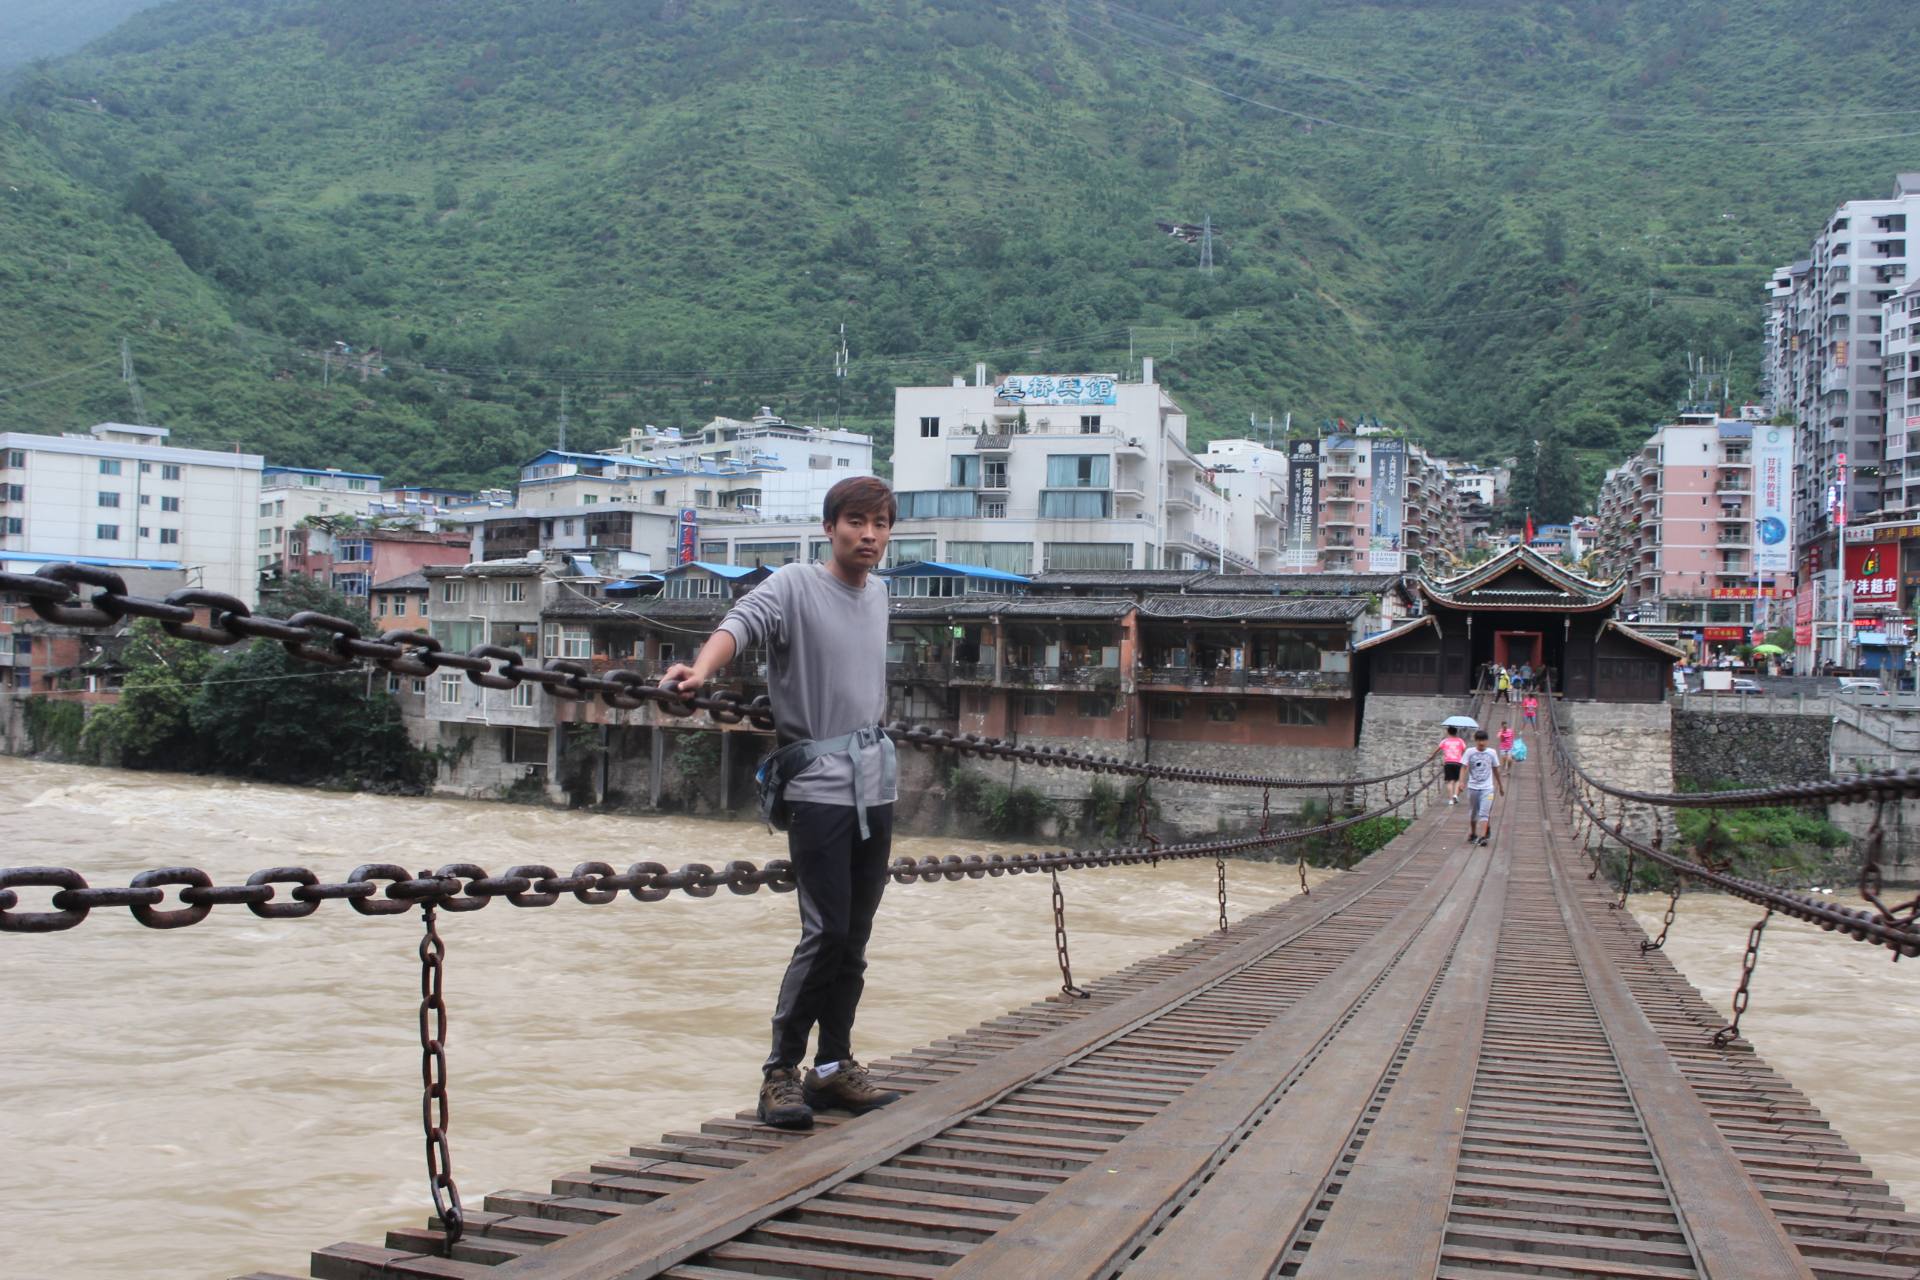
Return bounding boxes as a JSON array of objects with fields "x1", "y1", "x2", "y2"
[
  {"x1": 27, "y1": 578, "x2": 431, "y2": 790},
  {"x1": 1601, "y1": 781, "x2": 1853, "y2": 891}
]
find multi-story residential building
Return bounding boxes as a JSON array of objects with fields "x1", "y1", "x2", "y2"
[
  {"x1": 281, "y1": 525, "x2": 470, "y2": 606},
  {"x1": 1314, "y1": 434, "x2": 1465, "y2": 576},
  {"x1": 1596, "y1": 413, "x2": 1782, "y2": 656},
  {"x1": 1202, "y1": 439, "x2": 1287, "y2": 572},
  {"x1": 369, "y1": 570, "x2": 431, "y2": 632},
  {"x1": 462, "y1": 499, "x2": 770, "y2": 575},
  {"x1": 1883, "y1": 276, "x2": 1920, "y2": 516},
  {"x1": 1767, "y1": 176, "x2": 1920, "y2": 602},
  {"x1": 611, "y1": 410, "x2": 875, "y2": 520},
  {"x1": 256, "y1": 466, "x2": 384, "y2": 578},
  {"x1": 0, "y1": 423, "x2": 263, "y2": 605},
  {"x1": 890, "y1": 358, "x2": 1243, "y2": 575}
]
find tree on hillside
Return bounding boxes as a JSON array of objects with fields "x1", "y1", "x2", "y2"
[
  {"x1": 80, "y1": 619, "x2": 216, "y2": 769},
  {"x1": 1535, "y1": 434, "x2": 1581, "y2": 524}
]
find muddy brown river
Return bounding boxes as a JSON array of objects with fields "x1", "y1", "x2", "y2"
[{"x1": 0, "y1": 760, "x2": 1914, "y2": 1278}]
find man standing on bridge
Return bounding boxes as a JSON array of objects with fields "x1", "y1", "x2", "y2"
[
  {"x1": 661, "y1": 475, "x2": 903, "y2": 1131},
  {"x1": 1462, "y1": 729, "x2": 1504, "y2": 847}
]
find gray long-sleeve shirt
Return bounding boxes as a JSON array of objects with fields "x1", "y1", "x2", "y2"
[{"x1": 716, "y1": 561, "x2": 896, "y2": 805}]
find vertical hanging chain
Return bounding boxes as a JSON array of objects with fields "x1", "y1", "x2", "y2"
[
  {"x1": 1137, "y1": 782, "x2": 1160, "y2": 862},
  {"x1": 1050, "y1": 870, "x2": 1088, "y2": 999},
  {"x1": 1258, "y1": 786, "x2": 1272, "y2": 839},
  {"x1": 419, "y1": 896, "x2": 464, "y2": 1250},
  {"x1": 1215, "y1": 856, "x2": 1228, "y2": 934},
  {"x1": 1642, "y1": 882, "x2": 1681, "y2": 953},
  {"x1": 1712, "y1": 908, "x2": 1774, "y2": 1047}
]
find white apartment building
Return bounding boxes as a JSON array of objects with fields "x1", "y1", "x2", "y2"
[
  {"x1": 611, "y1": 410, "x2": 875, "y2": 520},
  {"x1": 887, "y1": 359, "x2": 1240, "y2": 575},
  {"x1": 1883, "y1": 276, "x2": 1920, "y2": 513},
  {"x1": 0, "y1": 423, "x2": 263, "y2": 604},
  {"x1": 257, "y1": 465, "x2": 383, "y2": 576},
  {"x1": 1202, "y1": 438, "x2": 1287, "y2": 572},
  {"x1": 1767, "y1": 174, "x2": 1920, "y2": 549}
]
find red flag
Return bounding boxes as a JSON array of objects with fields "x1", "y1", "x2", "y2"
[{"x1": 1524, "y1": 510, "x2": 1535, "y2": 543}]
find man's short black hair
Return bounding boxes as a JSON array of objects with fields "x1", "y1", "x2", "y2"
[{"x1": 1473, "y1": 730, "x2": 1489, "y2": 743}]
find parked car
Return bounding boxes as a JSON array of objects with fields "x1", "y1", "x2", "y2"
[
  {"x1": 1836, "y1": 676, "x2": 1888, "y2": 696},
  {"x1": 1730, "y1": 677, "x2": 1763, "y2": 695}
]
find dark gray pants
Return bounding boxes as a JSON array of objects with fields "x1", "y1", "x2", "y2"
[{"x1": 764, "y1": 800, "x2": 894, "y2": 1074}]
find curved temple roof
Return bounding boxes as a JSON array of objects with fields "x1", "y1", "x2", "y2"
[{"x1": 1417, "y1": 544, "x2": 1623, "y2": 613}]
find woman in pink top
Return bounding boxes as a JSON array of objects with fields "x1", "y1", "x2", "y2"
[
  {"x1": 1497, "y1": 722, "x2": 1515, "y2": 771},
  {"x1": 1522, "y1": 694, "x2": 1538, "y2": 727},
  {"x1": 1439, "y1": 727, "x2": 1467, "y2": 804}
]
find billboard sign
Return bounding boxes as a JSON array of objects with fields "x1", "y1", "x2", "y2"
[
  {"x1": 1753, "y1": 425, "x2": 1792, "y2": 575},
  {"x1": 1285, "y1": 439, "x2": 1320, "y2": 570},
  {"x1": 677, "y1": 507, "x2": 699, "y2": 566},
  {"x1": 1795, "y1": 585, "x2": 1814, "y2": 647},
  {"x1": 1367, "y1": 439, "x2": 1406, "y2": 573},
  {"x1": 992, "y1": 374, "x2": 1118, "y2": 406},
  {"x1": 1846, "y1": 542, "x2": 1900, "y2": 605}
]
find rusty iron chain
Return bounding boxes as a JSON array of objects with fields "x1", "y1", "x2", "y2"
[
  {"x1": 1712, "y1": 909, "x2": 1773, "y2": 1048},
  {"x1": 1856, "y1": 794, "x2": 1920, "y2": 932},
  {"x1": 1642, "y1": 882, "x2": 1681, "y2": 954},
  {"x1": 1215, "y1": 856, "x2": 1228, "y2": 934},
  {"x1": 0, "y1": 771, "x2": 1439, "y2": 935},
  {"x1": 1537, "y1": 678, "x2": 1920, "y2": 960},
  {"x1": 417, "y1": 896, "x2": 464, "y2": 1250},
  {"x1": 0, "y1": 562, "x2": 1439, "y2": 794},
  {"x1": 1049, "y1": 870, "x2": 1088, "y2": 999}
]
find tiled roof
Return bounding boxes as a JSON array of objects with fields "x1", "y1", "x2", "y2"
[
  {"x1": 1603, "y1": 620, "x2": 1685, "y2": 659},
  {"x1": 889, "y1": 597, "x2": 1135, "y2": 620},
  {"x1": 425, "y1": 561, "x2": 547, "y2": 577},
  {"x1": 541, "y1": 596, "x2": 728, "y2": 622},
  {"x1": 371, "y1": 570, "x2": 430, "y2": 592},
  {"x1": 1353, "y1": 615, "x2": 1438, "y2": 651},
  {"x1": 1027, "y1": 570, "x2": 1206, "y2": 590},
  {"x1": 1191, "y1": 573, "x2": 1403, "y2": 598},
  {"x1": 1137, "y1": 595, "x2": 1368, "y2": 623}
]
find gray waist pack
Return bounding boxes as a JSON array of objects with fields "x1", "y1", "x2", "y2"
[{"x1": 756, "y1": 725, "x2": 897, "y2": 839}]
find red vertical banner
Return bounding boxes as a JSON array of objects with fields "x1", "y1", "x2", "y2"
[{"x1": 1794, "y1": 588, "x2": 1814, "y2": 647}]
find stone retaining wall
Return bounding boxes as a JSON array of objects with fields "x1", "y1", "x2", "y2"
[{"x1": 1671, "y1": 708, "x2": 1829, "y2": 789}]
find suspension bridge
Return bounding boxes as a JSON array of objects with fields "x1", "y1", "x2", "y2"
[{"x1": 4, "y1": 563, "x2": 1919, "y2": 1280}]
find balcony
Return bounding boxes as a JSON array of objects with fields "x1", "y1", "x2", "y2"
[
  {"x1": 950, "y1": 661, "x2": 995, "y2": 684},
  {"x1": 1142, "y1": 666, "x2": 1352, "y2": 696},
  {"x1": 886, "y1": 659, "x2": 953, "y2": 684},
  {"x1": 974, "y1": 433, "x2": 1013, "y2": 451}
]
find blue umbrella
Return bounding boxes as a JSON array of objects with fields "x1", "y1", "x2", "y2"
[{"x1": 1442, "y1": 715, "x2": 1479, "y2": 729}]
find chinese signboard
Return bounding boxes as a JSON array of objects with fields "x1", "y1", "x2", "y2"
[
  {"x1": 1710, "y1": 586, "x2": 1794, "y2": 599},
  {"x1": 677, "y1": 508, "x2": 699, "y2": 566},
  {"x1": 1753, "y1": 426, "x2": 1792, "y2": 575},
  {"x1": 1367, "y1": 439, "x2": 1406, "y2": 573},
  {"x1": 1845, "y1": 542, "x2": 1900, "y2": 605},
  {"x1": 992, "y1": 374, "x2": 1119, "y2": 406},
  {"x1": 1794, "y1": 586, "x2": 1814, "y2": 647},
  {"x1": 1703, "y1": 627, "x2": 1745, "y2": 642},
  {"x1": 1285, "y1": 439, "x2": 1320, "y2": 570}
]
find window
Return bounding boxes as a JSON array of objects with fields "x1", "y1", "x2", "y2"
[
  {"x1": 737, "y1": 541, "x2": 800, "y2": 566},
  {"x1": 4, "y1": 450, "x2": 23, "y2": 467},
  {"x1": 473, "y1": 582, "x2": 489, "y2": 603},
  {"x1": 440, "y1": 672, "x2": 464, "y2": 703},
  {"x1": 810, "y1": 454, "x2": 832, "y2": 470},
  {"x1": 1039, "y1": 490, "x2": 1110, "y2": 518},
  {"x1": 1022, "y1": 694, "x2": 1057, "y2": 717},
  {"x1": 1276, "y1": 699, "x2": 1327, "y2": 726},
  {"x1": 1, "y1": 484, "x2": 21, "y2": 501},
  {"x1": 982, "y1": 499, "x2": 1006, "y2": 519},
  {"x1": 441, "y1": 580, "x2": 465, "y2": 604},
  {"x1": 692, "y1": 492, "x2": 712, "y2": 508},
  {"x1": 139, "y1": 526, "x2": 150, "y2": 538},
  {"x1": 159, "y1": 529, "x2": 179, "y2": 545},
  {"x1": 837, "y1": 457, "x2": 851, "y2": 466},
  {"x1": 506, "y1": 581, "x2": 526, "y2": 603},
  {"x1": 582, "y1": 494, "x2": 599, "y2": 504},
  {"x1": 1080, "y1": 415, "x2": 1102, "y2": 433},
  {"x1": 982, "y1": 458, "x2": 1007, "y2": 489},
  {"x1": 411, "y1": 679, "x2": 427, "y2": 695},
  {"x1": 347, "y1": 478, "x2": 368, "y2": 491},
  {"x1": 512, "y1": 681, "x2": 536, "y2": 708},
  {"x1": 943, "y1": 541, "x2": 1032, "y2": 573},
  {"x1": 1151, "y1": 697, "x2": 1185, "y2": 721},
  {"x1": 99, "y1": 459, "x2": 122, "y2": 476},
  {"x1": 258, "y1": 529, "x2": 273, "y2": 547},
  {"x1": 160, "y1": 496, "x2": 180, "y2": 512},
  {"x1": 1208, "y1": 701, "x2": 1238, "y2": 723},
  {"x1": 546, "y1": 625, "x2": 591, "y2": 659},
  {"x1": 653, "y1": 489, "x2": 668, "y2": 506},
  {"x1": 139, "y1": 461, "x2": 152, "y2": 473},
  {"x1": 337, "y1": 539, "x2": 371, "y2": 562},
  {"x1": 949, "y1": 455, "x2": 979, "y2": 487},
  {"x1": 376, "y1": 596, "x2": 389, "y2": 617},
  {"x1": 1045, "y1": 542, "x2": 1131, "y2": 570},
  {"x1": 95, "y1": 523, "x2": 119, "y2": 540},
  {"x1": 97, "y1": 492, "x2": 121, "y2": 508},
  {"x1": 1079, "y1": 694, "x2": 1115, "y2": 717},
  {"x1": 139, "y1": 494, "x2": 150, "y2": 505},
  {"x1": 387, "y1": 674, "x2": 401, "y2": 694},
  {"x1": 3, "y1": 517, "x2": 21, "y2": 534},
  {"x1": 919, "y1": 416, "x2": 940, "y2": 438},
  {"x1": 506, "y1": 728, "x2": 550, "y2": 766},
  {"x1": 885, "y1": 537, "x2": 936, "y2": 568},
  {"x1": 1045, "y1": 455, "x2": 1110, "y2": 487},
  {"x1": 897, "y1": 490, "x2": 978, "y2": 519}
]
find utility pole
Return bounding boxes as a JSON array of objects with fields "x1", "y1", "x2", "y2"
[
  {"x1": 833, "y1": 323, "x2": 849, "y2": 430},
  {"x1": 121, "y1": 337, "x2": 148, "y2": 425}
]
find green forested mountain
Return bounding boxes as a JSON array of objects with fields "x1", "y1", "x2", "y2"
[{"x1": 2, "y1": 0, "x2": 1915, "y2": 489}]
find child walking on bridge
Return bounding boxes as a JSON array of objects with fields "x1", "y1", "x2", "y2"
[{"x1": 1462, "y1": 730, "x2": 1504, "y2": 848}]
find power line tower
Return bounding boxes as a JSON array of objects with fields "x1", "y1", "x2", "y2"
[
  {"x1": 1199, "y1": 213, "x2": 1214, "y2": 273},
  {"x1": 120, "y1": 337, "x2": 149, "y2": 424},
  {"x1": 833, "y1": 322, "x2": 849, "y2": 429}
]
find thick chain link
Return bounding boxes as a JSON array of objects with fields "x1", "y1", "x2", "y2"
[
  {"x1": 1712, "y1": 909, "x2": 1773, "y2": 1048},
  {"x1": 1215, "y1": 857, "x2": 1228, "y2": 934},
  {"x1": 1049, "y1": 870, "x2": 1087, "y2": 1000},
  {"x1": 1642, "y1": 882, "x2": 1681, "y2": 954},
  {"x1": 418, "y1": 899, "x2": 464, "y2": 1249}
]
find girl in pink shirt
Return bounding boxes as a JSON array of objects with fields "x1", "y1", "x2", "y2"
[
  {"x1": 1497, "y1": 722, "x2": 1515, "y2": 762},
  {"x1": 1439, "y1": 727, "x2": 1467, "y2": 804},
  {"x1": 1522, "y1": 694, "x2": 1538, "y2": 727}
]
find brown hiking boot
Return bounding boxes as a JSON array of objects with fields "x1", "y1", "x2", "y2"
[
  {"x1": 803, "y1": 1059, "x2": 901, "y2": 1114},
  {"x1": 757, "y1": 1067, "x2": 813, "y2": 1130}
]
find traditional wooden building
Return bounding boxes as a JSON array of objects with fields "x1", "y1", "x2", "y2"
[{"x1": 1357, "y1": 546, "x2": 1680, "y2": 702}]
